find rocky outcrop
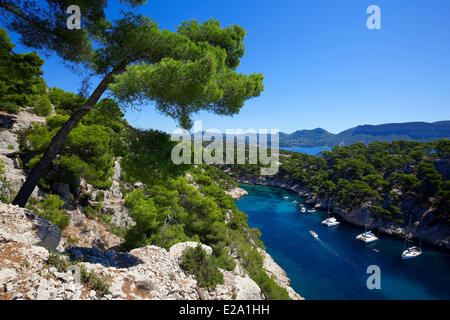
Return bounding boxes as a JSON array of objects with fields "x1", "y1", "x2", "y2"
[
  {"x1": 0, "y1": 203, "x2": 62, "y2": 251},
  {"x1": 0, "y1": 130, "x2": 19, "y2": 153},
  {"x1": 0, "y1": 203, "x2": 272, "y2": 300},
  {"x1": 225, "y1": 187, "x2": 248, "y2": 200},
  {"x1": 169, "y1": 241, "x2": 213, "y2": 259},
  {"x1": 0, "y1": 110, "x2": 45, "y2": 200},
  {"x1": 199, "y1": 270, "x2": 263, "y2": 300},
  {"x1": 62, "y1": 207, "x2": 123, "y2": 250},
  {"x1": 10, "y1": 111, "x2": 46, "y2": 132},
  {"x1": 0, "y1": 238, "x2": 267, "y2": 300},
  {"x1": 0, "y1": 155, "x2": 41, "y2": 199},
  {"x1": 258, "y1": 249, "x2": 304, "y2": 300}
]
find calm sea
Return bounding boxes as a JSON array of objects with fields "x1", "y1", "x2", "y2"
[{"x1": 236, "y1": 184, "x2": 450, "y2": 300}]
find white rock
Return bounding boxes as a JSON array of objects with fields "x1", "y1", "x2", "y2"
[
  {"x1": 169, "y1": 242, "x2": 213, "y2": 259},
  {"x1": 0, "y1": 203, "x2": 62, "y2": 251},
  {"x1": 0, "y1": 269, "x2": 17, "y2": 286},
  {"x1": 234, "y1": 275, "x2": 263, "y2": 300}
]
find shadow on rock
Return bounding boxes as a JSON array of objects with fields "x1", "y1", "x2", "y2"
[{"x1": 65, "y1": 246, "x2": 143, "y2": 268}]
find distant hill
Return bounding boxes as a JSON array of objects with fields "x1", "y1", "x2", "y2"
[{"x1": 279, "y1": 121, "x2": 450, "y2": 147}]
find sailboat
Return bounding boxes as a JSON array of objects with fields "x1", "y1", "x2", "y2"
[
  {"x1": 356, "y1": 215, "x2": 378, "y2": 243},
  {"x1": 402, "y1": 216, "x2": 422, "y2": 260},
  {"x1": 321, "y1": 200, "x2": 340, "y2": 227}
]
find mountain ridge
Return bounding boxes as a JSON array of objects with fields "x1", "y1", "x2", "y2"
[{"x1": 279, "y1": 120, "x2": 450, "y2": 147}]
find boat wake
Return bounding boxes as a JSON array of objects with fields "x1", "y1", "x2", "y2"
[{"x1": 310, "y1": 231, "x2": 364, "y2": 271}]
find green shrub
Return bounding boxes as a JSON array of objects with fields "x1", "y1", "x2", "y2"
[
  {"x1": 46, "y1": 251, "x2": 71, "y2": 272},
  {"x1": 80, "y1": 265, "x2": 111, "y2": 297},
  {"x1": 0, "y1": 101, "x2": 20, "y2": 114},
  {"x1": 32, "y1": 95, "x2": 52, "y2": 116},
  {"x1": 82, "y1": 204, "x2": 100, "y2": 220},
  {"x1": 48, "y1": 87, "x2": 86, "y2": 115},
  {"x1": 181, "y1": 245, "x2": 224, "y2": 289},
  {"x1": 38, "y1": 194, "x2": 69, "y2": 229}
]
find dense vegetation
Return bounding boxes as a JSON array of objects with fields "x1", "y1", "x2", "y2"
[
  {"x1": 119, "y1": 163, "x2": 290, "y2": 299},
  {"x1": 0, "y1": 28, "x2": 47, "y2": 115},
  {"x1": 227, "y1": 140, "x2": 450, "y2": 225},
  {"x1": 20, "y1": 94, "x2": 126, "y2": 192}
]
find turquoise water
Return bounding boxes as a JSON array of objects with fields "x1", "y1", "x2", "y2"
[
  {"x1": 236, "y1": 184, "x2": 450, "y2": 300},
  {"x1": 281, "y1": 146, "x2": 332, "y2": 155}
]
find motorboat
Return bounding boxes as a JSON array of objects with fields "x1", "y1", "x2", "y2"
[
  {"x1": 402, "y1": 246, "x2": 422, "y2": 260},
  {"x1": 307, "y1": 209, "x2": 316, "y2": 213},
  {"x1": 309, "y1": 230, "x2": 319, "y2": 239},
  {"x1": 356, "y1": 231, "x2": 378, "y2": 243},
  {"x1": 301, "y1": 207, "x2": 306, "y2": 214},
  {"x1": 356, "y1": 215, "x2": 379, "y2": 243},
  {"x1": 321, "y1": 217, "x2": 340, "y2": 227}
]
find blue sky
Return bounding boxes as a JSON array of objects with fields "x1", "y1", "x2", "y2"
[{"x1": 4, "y1": 0, "x2": 450, "y2": 134}]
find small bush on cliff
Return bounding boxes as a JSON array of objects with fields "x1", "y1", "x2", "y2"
[
  {"x1": 181, "y1": 245, "x2": 224, "y2": 289},
  {"x1": 32, "y1": 95, "x2": 52, "y2": 117},
  {"x1": 46, "y1": 251, "x2": 72, "y2": 272},
  {"x1": 47, "y1": 87, "x2": 86, "y2": 116},
  {"x1": 80, "y1": 265, "x2": 111, "y2": 297},
  {"x1": 38, "y1": 194, "x2": 69, "y2": 229}
]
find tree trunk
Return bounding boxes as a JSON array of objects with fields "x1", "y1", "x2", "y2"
[{"x1": 12, "y1": 60, "x2": 129, "y2": 207}]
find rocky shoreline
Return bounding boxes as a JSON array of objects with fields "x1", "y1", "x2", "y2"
[{"x1": 232, "y1": 176, "x2": 450, "y2": 251}]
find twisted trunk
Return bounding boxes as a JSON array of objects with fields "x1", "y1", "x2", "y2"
[{"x1": 12, "y1": 61, "x2": 129, "y2": 207}]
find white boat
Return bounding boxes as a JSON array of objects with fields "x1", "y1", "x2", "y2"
[
  {"x1": 356, "y1": 231, "x2": 378, "y2": 243},
  {"x1": 402, "y1": 217, "x2": 422, "y2": 260},
  {"x1": 309, "y1": 230, "x2": 319, "y2": 239},
  {"x1": 301, "y1": 207, "x2": 306, "y2": 214},
  {"x1": 322, "y1": 217, "x2": 340, "y2": 227},
  {"x1": 402, "y1": 246, "x2": 422, "y2": 260},
  {"x1": 356, "y1": 215, "x2": 379, "y2": 243},
  {"x1": 321, "y1": 201, "x2": 339, "y2": 227},
  {"x1": 307, "y1": 209, "x2": 316, "y2": 213},
  {"x1": 283, "y1": 196, "x2": 289, "y2": 199}
]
